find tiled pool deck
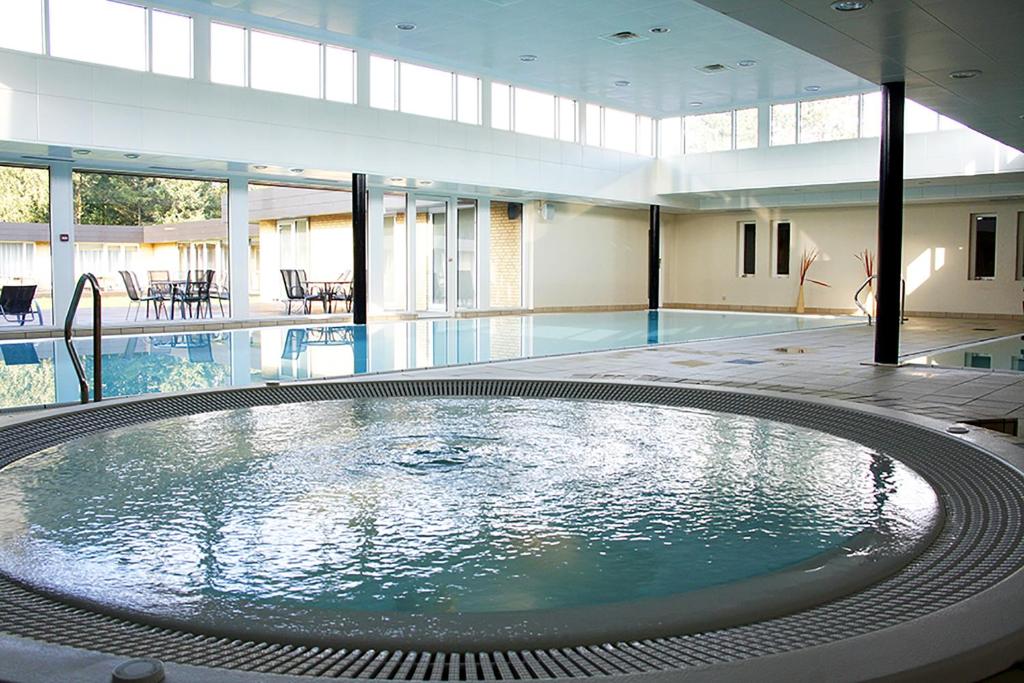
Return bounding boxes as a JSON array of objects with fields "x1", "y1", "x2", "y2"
[{"x1": 387, "y1": 316, "x2": 1024, "y2": 446}]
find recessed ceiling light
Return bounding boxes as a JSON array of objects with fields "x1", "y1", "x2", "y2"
[
  {"x1": 737, "y1": 59, "x2": 757, "y2": 68},
  {"x1": 417, "y1": 180, "x2": 433, "y2": 186},
  {"x1": 395, "y1": 23, "x2": 416, "y2": 31},
  {"x1": 73, "y1": 149, "x2": 90, "y2": 155},
  {"x1": 519, "y1": 54, "x2": 538, "y2": 62},
  {"x1": 648, "y1": 26, "x2": 670, "y2": 34},
  {"x1": 389, "y1": 177, "x2": 405, "y2": 183},
  {"x1": 949, "y1": 69, "x2": 982, "y2": 79},
  {"x1": 614, "y1": 80, "x2": 631, "y2": 87},
  {"x1": 289, "y1": 168, "x2": 304, "y2": 174},
  {"x1": 123, "y1": 153, "x2": 140, "y2": 159},
  {"x1": 804, "y1": 85, "x2": 822, "y2": 92},
  {"x1": 254, "y1": 165, "x2": 268, "y2": 170},
  {"x1": 689, "y1": 101, "x2": 703, "y2": 108},
  {"x1": 831, "y1": 0, "x2": 871, "y2": 10}
]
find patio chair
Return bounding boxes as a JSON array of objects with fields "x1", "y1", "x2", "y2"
[
  {"x1": 0, "y1": 285, "x2": 43, "y2": 326},
  {"x1": 120, "y1": 271, "x2": 166, "y2": 321},
  {"x1": 209, "y1": 275, "x2": 230, "y2": 317},
  {"x1": 281, "y1": 269, "x2": 321, "y2": 315},
  {"x1": 326, "y1": 270, "x2": 353, "y2": 313},
  {"x1": 175, "y1": 270, "x2": 214, "y2": 319},
  {"x1": 148, "y1": 270, "x2": 170, "y2": 285}
]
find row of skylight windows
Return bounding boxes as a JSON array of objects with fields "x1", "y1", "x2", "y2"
[
  {"x1": 0, "y1": 0, "x2": 658, "y2": 156},
  {"x1": 659, "y1": 108, "x2": 759, "y2": 156},
  {"x1": 0, "y1": 0, "x2": 192, "y2": 77}
]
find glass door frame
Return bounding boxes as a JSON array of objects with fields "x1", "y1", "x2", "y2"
[{"x1": 405, "y1": 191, "x2": 459, "y2": 318}]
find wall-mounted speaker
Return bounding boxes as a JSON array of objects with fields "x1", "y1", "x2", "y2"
[
  {"x1": 539, "y1": 201, "x2": 556, "y2": 221},
  {"x1": 508, "y1": 202, "x2": 522, "y2": 220}
]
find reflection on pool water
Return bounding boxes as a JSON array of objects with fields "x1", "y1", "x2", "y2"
[
  {"x1": 906, "y1": 334, "x2": 1024, "y2": 372},
  {"x1": 0, "y1": 309, "x2": 858, "y2": 410},
  {"x1": 0, "y1": 396, "x2": 937, "y2": 619}
]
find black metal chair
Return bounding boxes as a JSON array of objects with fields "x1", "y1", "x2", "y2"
[
  {"x1": 326, "y1": 270, "x2": 353, "y2": 313},
  {"x1": 209, "y1": 275, "x2": 230, "y2": 317},
  {"x1": 120, "y1": 271, "x2": 166, "y2": 321},
  {"x1": 0, "y1": 285, "x2": 43, "y2": 326},
  {"x1": 280, "y1": 269, "x2": 321, "y2": 315},
  {"x1": 175, "y1": 270, "x2": 214, "y2": 319}
]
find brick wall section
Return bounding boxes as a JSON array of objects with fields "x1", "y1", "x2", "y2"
[{"x1": 489, "y1": 202, "x2": 522, "y2": 309}]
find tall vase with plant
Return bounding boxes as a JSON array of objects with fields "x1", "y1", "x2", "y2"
[
  {"x1": 796, "y1": 248, "x2": 829, "y2": 313},
  {"x1": 855, "y1": 249, "x2": 875, "y2": 317}
]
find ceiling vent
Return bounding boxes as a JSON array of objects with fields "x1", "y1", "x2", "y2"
[
  {"x1": 696, "y1": 63, "x2": 731, "y2": 74},
  {"x1": 600, "y1": 31, "x2": 648, "y2": 45}
]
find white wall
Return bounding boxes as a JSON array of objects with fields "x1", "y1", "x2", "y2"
[
  {"x1": 663, "y1": 199, "x2": 1024, "y2": 316},
  {"x1": 531, "y1": 202, "x2": 648, "y2": 310},
  {"x1": 0, "y1": 49, "x2": 657, "y2": 206}
]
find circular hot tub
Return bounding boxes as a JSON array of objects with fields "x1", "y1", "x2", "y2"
[{"x1": 0, "y1": 379, "x2": 1021, "y2": 682}]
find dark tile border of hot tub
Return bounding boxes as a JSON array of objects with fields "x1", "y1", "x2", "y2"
[{"x1": 0, "y1": 378, "x2": 1022, "y2": 683}]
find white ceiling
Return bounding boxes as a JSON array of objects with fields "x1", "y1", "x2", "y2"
[
  {"x1": 693, "y1": 0, "x2": 1024, "y2": 152},
  {"x1": 145, "y1": 0, "x2": 874, "y2": 116}
]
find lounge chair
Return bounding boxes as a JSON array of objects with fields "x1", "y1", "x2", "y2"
[
  {"x1": 0, "y1": 285, "x2": 44, "y2": 326},
  {"x1": 281, "y1": 269, "x2": 321, "y2": 314}
]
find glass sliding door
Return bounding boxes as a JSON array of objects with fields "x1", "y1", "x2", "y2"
[
  {"x1": 0, "y1": 164, "x2": 51, "y2": 326},
  {"x1": 248, "y1": 183, "x2": 353, "y2": 318},
  {"x1": 382, "y1": 192, "x2": 407, "y2": 311},
  {"x1": 457, "y1": 199, "x2": 477, "y2": 309},
  {"x1": 415, "y1": 197, "x2": 448, "y2": 313}
]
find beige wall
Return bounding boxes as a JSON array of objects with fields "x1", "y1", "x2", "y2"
[
  {"x1": 490, "y1": 202, "x2": 523, "y2": 309},
  {"x1": 257, "y1": 215, "x2": 353, "y2": 304},
  {"x1": 663, "y1": 200, "x2": 1024, "y2": 316},
  {"x1": 532, "y1": 202, "x2": 648, "y2": 309}
]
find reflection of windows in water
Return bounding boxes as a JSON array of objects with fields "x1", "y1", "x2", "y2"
[{"x1": 965, "y1": 352, "x2": 992, "y2": 369}]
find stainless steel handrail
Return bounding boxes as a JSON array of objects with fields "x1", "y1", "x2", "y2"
[
  {"x1": 63, "y1": 273, "x2": 102, "y2": 404},
  {"x1": 854, "y1": 274, "x2": 906, "y2": 326}
]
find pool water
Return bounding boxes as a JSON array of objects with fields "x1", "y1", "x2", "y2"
[
  {"x1": 0, "y1": 396, "x2": 936, "y2": 620},
  {"x1": 906, "y1": 334, "x2": 1024, "y2": 372},
  {"x1": 0, "y1": 310, "x2": 857, "y2": 409}
]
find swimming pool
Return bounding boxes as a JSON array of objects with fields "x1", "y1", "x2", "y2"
[
  {"x1": 0, "y1": 309, "x2": 857, "y2": 410},
  {"x1": 906, "y1": 333, "x2": 1024, "y2": 372}
]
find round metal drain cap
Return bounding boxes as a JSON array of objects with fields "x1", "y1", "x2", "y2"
[
  {"x1": 112, "y1": 658, "x2": 165, "y2": 683},
  {"x1": 947, "y1": 425, "x2": 970, "y2": 434}
]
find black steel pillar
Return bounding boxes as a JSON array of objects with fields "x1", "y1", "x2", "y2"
[
  {"x1": 352, "y1": 173, "x2": 368, "y2": 325},
  {"x1": 648, "y1": 205, "x2": 661, "y2": 310},
  {"x1": 874, "y1": 82, "x2": 904, "y2": 365}
]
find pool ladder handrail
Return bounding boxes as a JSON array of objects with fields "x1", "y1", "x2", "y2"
[
  {"x1": 64, "y1": 273, "x2": 102, "y2": 404},
  {"x1": 854, "y1": 274, "x2": 906, "y2": 326}
]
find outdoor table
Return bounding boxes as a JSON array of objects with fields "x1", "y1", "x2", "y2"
[{"x1": 306, "y1": 280, "x2": 352, "y2": 314}]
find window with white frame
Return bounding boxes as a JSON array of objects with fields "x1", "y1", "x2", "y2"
[
  {"x1": 0, "y1": 242, "x2": 37, "y2": 281},
  {"x1": 773, "y1": 221, "x2": 792, "y2": 277},
  {"x1": 0, "y1": 0, "x2": 44, "y2": 54},
  {"x1": 738, "y1": 222, "x2": 756, "y2": 277},
  {"x1": 513, "y1": 87, "x2": 556, "y2": 139},
  {"x1": 400, "y1": 61, "x2": 454, "y2": 120},
  {"x1": 970, "y1": 214, "x2": 997, "y2": 280},
  {"x1": 210, "y1": 22, "x2": 247, "y2": 86},
  {"x1": 151, "y1": 10, "x2": 192, "y2": 78},
  {"x1": 660, "y1": 117, "x2": 683, "y2": 157},
  {"x1": 770, "y1": 103, "x2": 797, "y2": 146},
  {"x1": 604, "y1": 107, "x2": 638, "y2": 153},
  {"x1": 491, "y1": 82, "x2": 511, "y2": 130},
  {"x1": 557, "y1": 97, "x2": 577, "y2": 142},
  {"x1": 250, "y1": 30, "x2": 320, "y2": 98},
  {"x1": 584, "y1": 103, "x2": 602, "y2": 146},
  {"x1": 684, "y1": 111, "x2": 732, "y2": 154},
  {"x1": 324, "y1": 45, "x2": 356, "y2": 104},
  {"x1": 50, "y1": 0, "x2": 147, "y2": 71},
  {"x1": 799, "y1": 95, "x2": 859, "y2": 143},
  {"x1": 735, "y1": 108, "x2": 758, "y2": 149},
  {"x1": 369, "y1": 55, "x2": 397, "y2": 110},
  {"x1": 456, "y1": 74, "x2": 481, "y2": 125}
]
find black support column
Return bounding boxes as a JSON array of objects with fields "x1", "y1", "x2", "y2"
[
  {"x1": 352, "y1": 173, "x2": 368, "y2": 325},
  {"x1": 874, "y1": 82, "x2": 904, "y2": 365},
  {"x1": 648, "y1": 204, "x2": 661, "y2": 310}
]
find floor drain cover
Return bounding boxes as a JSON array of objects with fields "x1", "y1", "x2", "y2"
[
  {"x1": 972, "y1": 327, "x2": 997, "y2": 332},
  {"x1": 774, "y1": 347, "x2": 808, "y2": 354}
]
